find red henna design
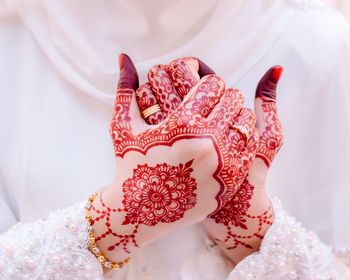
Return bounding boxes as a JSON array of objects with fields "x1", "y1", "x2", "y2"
[
  {"x1": 110, "y1": 76, "x2": 258, "y2": 210},
  {"x1": 210, "y1": 178, "x2": 253, "y2": 229},
  {"x1": 122, "y1": 160, "x2": 197, "y2": 226},
  {"x1": 136, "y1": 83, "x2": 166, "y2": 125},
  {"x1": 211, "y1": 180, "x2": 273, "y2": 250},
  {"x1": 256, "y1": 100, "x2": 283, "y2": 167},
  {"x1": 254, "y1": 65, "x2": 283, "y2": 167},
  {"x1": 148, "y1": 65, "x2": 182, "y2": 114},
  {"x1": 208, "y1": 75, "x2": 282, "y2": 252},
  {"x1": 118, "y1": 54, "x2": 139, "y2": 90},
  {"x1": 168, "y1": 59, "x2": 200, "y2": 98},
  {"x1": 90, "y1": 160, "x2": 197, "y2": 253},
  {"x1": 224, "y1": 206, "x2": 273, "y2": 250},
  {"x1": 90, "y1": 194, "x2": 140, "y2": 253},
  {"x1": 272, "y1": 66, "x2": 283, "y2": 84}
]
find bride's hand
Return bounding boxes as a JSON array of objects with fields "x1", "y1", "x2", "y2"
[
  {"x1": 202, "y1": 66, "x2": 284, "y2": 264},
  {"x1": 137, "y1": 57, "x2": 283, "y2": 264},
  {"x1": 89, "y1": 54, "x2": 258, "y2": 263}
]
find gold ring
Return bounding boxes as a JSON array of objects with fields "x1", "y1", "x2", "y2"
[
  {"x1": 142, "y1": 104, "x2": 161, "y2": 119},
  {"x1": 231, "y1": 124, "x2": 249, "y2": 140}
]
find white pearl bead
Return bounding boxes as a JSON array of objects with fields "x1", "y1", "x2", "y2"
[
  {"x1": 26, "y1": 259, "x2": 37, "y2": 269},
  {"x1": 4, "y1": 245, "x2": 14, "y2": 257},
  {"x1": 7, "y1": 268, "x2": 13, "y2": 276},
  {"x1": 51, "y1": 256, "x2": 61, "y2": 266},
  {"x1": 68, "y1": 223, "x2": 78, "y2": 233},
  {"x1": 288, "y1": 271, "x2": 298, "y2": 279}
]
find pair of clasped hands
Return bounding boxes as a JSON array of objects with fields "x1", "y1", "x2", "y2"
[{"x1": 90, "y1": 54, "x2": 284, "y2": 267}]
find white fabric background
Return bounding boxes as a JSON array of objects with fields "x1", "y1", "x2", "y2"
[
  {"x1": 0, "y1": 0, "x2": 349, "y2": 279},
  {"x1": 328, "y1": 0, "x2": 350, "y2": 21}
]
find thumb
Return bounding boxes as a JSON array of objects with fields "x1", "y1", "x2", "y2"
[
  {"x1": 111, "y1": 54, "x2": 139, "y2": 155},
  {"x1": 168, "y1": 57, "x2": 216, "y2": 98},
  {"x1": 197, "y1": 58, "x2": 215, "y2": 77},
  {"x1": 118, "y1": 53, "x2": 139, "y2": 91},
  {"x1": 254, "y1": 65, "x2": 284, "y2": 167},
  {"x1": 255, "y1": 65, "x2": 283, "y2": 101}
]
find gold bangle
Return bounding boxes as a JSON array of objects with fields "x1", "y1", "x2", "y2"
[
  {"x1": 141, "y1": 104, "x2": 161, "y2": 119},
  {"x1": 85, "y1": 193, "x2": 131, "y2": 270}
]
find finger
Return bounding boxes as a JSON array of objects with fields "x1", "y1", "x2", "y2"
[
  {"x1": 226, "y1": 108, "x2": 259, "y2": 190},
  {"x1": 136, "y1": 82, "x2": 166, "y2": 125},
  {"x1": 255, "y1": 66, "x2": 284, "y2": 167},
  {"x1": 206, "y1": 88, "x2": 244, "y2": 130},
  {"x1": 227, "y1": 125, "x2": 259, "y2": 184},
  {"x1": 176, "y1": 74, "x2": 226, "y2": 119},
  {"x1": 167, "y1": 57, "x2": 216, "y2": 98},
  {"x1": 197, "y1": 58, "x2": 215, "y2": 77},
  {"x1": 222, "y1": 113, "x2": 259, "y2": 200},
  {"x1": 255, "y1": 65, "x2": 283, "y2": 101},
  {"x1": 168, "y1": 57, "x2": 201, "y2": 98},
  {"x1": 114, "y1": 54, "x2": 139, "y2": 122},
  {"x1": 110, "y1": 54, "x2": 139, "y2": 144},
  {"x1": 148, "y1": 64, "x2": 182, "y2": 115},
  {"x1": 230, "y1": 108, "x2": 257, "y2": 147}
]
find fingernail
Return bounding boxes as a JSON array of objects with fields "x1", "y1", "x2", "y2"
[
  {"x1": 272, "y1": 66, "x2": 283, "y2": 83},
  {"x1": 197, "y1": 58, "x2": 215, "y2": 77},
  {"x1": 119, "y1": 53, "x2": 124, "y2": 70}
]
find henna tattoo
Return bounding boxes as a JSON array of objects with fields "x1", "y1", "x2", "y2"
[
  {"x1": 136, "y1": 83, "x2": 166, "y2": 125},
  {"x1": 90, "y1": 194, "x2": 139, "y2": 253},
  {"x1": 103, "y1": 60, "x2": 259, "y2": 256},
  {"x1": 207, "y1": 75, "x2": 283, "y2": 252},
  {"x1": 168, "y1": 58, "x2": 199, "y2": 98},
  {"x1": 110, "y1": 76, "x2": 258, "y2": 210},
  {"x1": 148, "y1": 65, "x2": 182, "y2": 114},
  {"x1": 256, "y1": 99, "x2": 283, "y2": 167},
  {"x1": 210, "y1": 180, "x2": 273, "y2": 250},
  {"x1": 224, "y1": 207, "x2": 273, "y2": 250},
  {"x1": 255, "y1": 66, "x2": 284, "y2": 167},
  {"x1": 210, "y1": 179, "x2": 254, "y2": 230},
  {"x1": 90, "y1": 160, "x2": 197, "y2": 253},
  {"x1": 207, "y1": 99, "x2": 280, "y2": 251},
  {"x1": 122, "y1": 160, "x2": 197, "y2": 226}
]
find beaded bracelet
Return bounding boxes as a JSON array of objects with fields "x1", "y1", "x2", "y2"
[{"x1": 85, "y1": 193, "x2": 131, "y2": 270}]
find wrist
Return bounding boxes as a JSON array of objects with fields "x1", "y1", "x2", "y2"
[{"x1": 89, "y1": 189, "x2": 134, "y2": 264}]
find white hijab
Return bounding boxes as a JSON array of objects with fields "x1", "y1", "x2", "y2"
[{"x1": 1, "y1": 0, "x2": 298, "y2": 103}]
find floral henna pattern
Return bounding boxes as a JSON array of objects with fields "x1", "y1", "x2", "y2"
[
  {"x1": 90, "y1": 160, "x2": 197, "y2": 253},
  {"x1": 210, "y1": 180, "x2": 273, "y2": 250},
  {"x1": 256, "y1": 100, "x2": 283, "y2": 167},
  {"x1": 110, "y1": 75, "x2": 257, "y2": 211},
  {"x1": 207, "y1": 69, "x2": 283, "y2": 252},
  {"x1": 207, "y1": 102, "x2": 278, "y2": 251},
  {"x1": 103, "y1": 70, "x2": 258, "y2": 255},
  {"x1": 168, "y1": 58, "x2": 199, "y2": 98},
  {"x1": 122, "y1": 160, "x2": 197, "y2": 226},
  {"x1": 210, "y1": 179, "x2": 254, "y2": 229}
]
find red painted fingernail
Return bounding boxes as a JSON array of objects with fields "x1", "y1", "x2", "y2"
[
  {"x1": 119, "y1": 53, "x2": 124, "y2": 70},
  {"x1": 272, "y1": 66, "x2": 283, "y2": 83}
]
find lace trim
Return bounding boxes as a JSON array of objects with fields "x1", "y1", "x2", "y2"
[{"x1": 0, "y1": 203, "x2": 103, "y2": 280}]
